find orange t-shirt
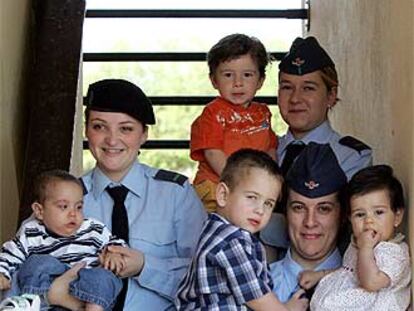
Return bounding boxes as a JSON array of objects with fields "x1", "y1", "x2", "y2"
[{"x1": 190, "y1": 97, "x2": 278, "y2": 184}]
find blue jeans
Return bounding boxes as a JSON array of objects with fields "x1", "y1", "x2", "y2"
[{"x1": 17, "y1": 255, "x2": 122, "y2": 311}]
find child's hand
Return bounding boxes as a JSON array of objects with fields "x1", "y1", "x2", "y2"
[
  {"x1": 105, "y1": 245, "x2": 145, "y2": 278},
  {"x1": 357, "y1": 229, "x2": 380, "y2": 249},
  {"x1": 0, "y1": 274, "x2": 10, "y2": 290},
  {"x1": 100, "y1": 248, "x2": 126, "y2": 275},
  {"x1": 299, "y1": 270, "x2": 323, "y2": 290},
  {"x1": 285, "y1": 289, "x2": 309, "y2": 311}
]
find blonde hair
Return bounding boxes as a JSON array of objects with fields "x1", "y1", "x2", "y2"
[{"x1": 319, "y1": 66, "x2": 339, "y2": 102}]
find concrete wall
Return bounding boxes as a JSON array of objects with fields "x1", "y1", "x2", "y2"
[
  {"x1": 309, "y1": 0, "x2": 414, "y2": 252},
  {"x1": 0, "y1": 1, "x2": 31, "y2": 241}
]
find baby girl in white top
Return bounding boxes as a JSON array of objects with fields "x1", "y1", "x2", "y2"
[{"x1": 301, "y1": 165, "x2": 410, "y2": 311}]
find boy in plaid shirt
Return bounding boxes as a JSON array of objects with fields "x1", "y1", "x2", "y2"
[{"x1": 176, "y1": 149, "x2": 308, "y2": 310}]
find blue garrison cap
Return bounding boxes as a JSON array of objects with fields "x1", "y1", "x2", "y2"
[
  {"x1": 85, "y1": 79, "x2": 155, "y2": 125},
  {"x1": 286, "y1": 142, "x2": 347, "y2": 198},
  {"x1": 279, "y1": 36, "x2": 335, "y2": 75}
]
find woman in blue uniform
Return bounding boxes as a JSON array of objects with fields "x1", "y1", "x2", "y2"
[
  {"x1": 47, "y1": 79, "x2": 207, "y2": 311},
  {"x1": 262, "y1": 36, "x2": 373, "y2": 259},
  {"x1": 270, "y1": 143, "x2": 347, "y2": 303},
  {"x1": 276, "y1": 36, "x2": 372, "y2": 179}
]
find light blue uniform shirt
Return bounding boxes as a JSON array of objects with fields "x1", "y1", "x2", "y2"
[
  {"x1": 277, "y1": 121, "x2": 372, "y2": 180},
  {"x1": 81, "y1": 161, "x2": 207, "y2": 311},
  {"x1": 270, "y1": 248, "x2": 342, "y2": 303}
]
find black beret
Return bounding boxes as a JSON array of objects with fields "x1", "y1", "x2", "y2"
[
  {"x1": 279, "y1": 36, "x2": 335, "y2": 75},
  {"x1": 286, "y1": 142, "x2": 347, "y2": 198},
  {"x1": 85, "y1": 79, "x2": 155, "y2": 125}
]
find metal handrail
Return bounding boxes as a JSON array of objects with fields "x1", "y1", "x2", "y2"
[
  {"x1": 83, "y1": 52, "x2": 286, "y2": 62},
  {"x1": 86, "y1": 9, "x2": 307, "y2": 19},
  {"x1": 82, "y1": 96, "x2": 277, "y2": 106}
]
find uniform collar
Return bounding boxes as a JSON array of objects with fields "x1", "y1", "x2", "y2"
[
  {"x1": 281, "y1": 248, "x2": 305, "y2": 283},
  {"x1": 279, "y1": 121, "x2": 335, "y2": 153},
  {"x1": 285, "y1": 246, "x2": 342, "y2": 272},
  {"x1": 315, "y1": 247, "x2": 342, "y2": 270},
  {"x1": 272, "y1": 248, "x2": 305, "y2": 297},
  {"x1": 281, "y1": 247, "x2": 342, "y2": 292},
  {"x1": 91, "y1": 161, "x2": 145, "y2": 199}
]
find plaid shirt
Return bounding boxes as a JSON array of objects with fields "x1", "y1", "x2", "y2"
[{"x1": 176, "y1": 213, "x2": 273, "y2": 310}]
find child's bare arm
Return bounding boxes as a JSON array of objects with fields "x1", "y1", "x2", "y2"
[
  {"x1": 299, "y1": 269, "x2": 333, "y2": 290},
  {"x1": 204, "y1": 149, "x2": 227, "y2": 176},
  {"x1": 246, "y1": 291, "x2": 308, "y2": 311},
  {"x1": 0, "y1": 273, "x2": 11, "y2": 290},
  {"x1": 357, "y1": 230, "x2": 390, "y2": 291}
]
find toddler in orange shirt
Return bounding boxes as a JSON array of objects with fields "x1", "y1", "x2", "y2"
[{"x1": 190, "y1": 33, "x2": 278, "y2": 212}]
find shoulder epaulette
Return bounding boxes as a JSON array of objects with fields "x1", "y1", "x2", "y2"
[
  {"x1": 339, "y1": 136, "x2": 371, "y2": 152},
  {"x1": 154, "y1": 169, "x2": 187, "y2": 186},
  {"x1": 79, "y1": 178, "x2": 88, "y2": 195}
]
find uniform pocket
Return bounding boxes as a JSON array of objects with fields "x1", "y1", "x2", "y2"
[{"x1": 129, "y1": 220, "x2": 177, "y2": 257}]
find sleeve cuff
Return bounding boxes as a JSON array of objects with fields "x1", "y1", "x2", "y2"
[{"x1": 135, "y1": 254, "x2": 177, "y2": 301}]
